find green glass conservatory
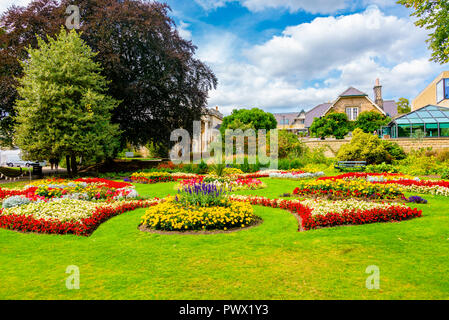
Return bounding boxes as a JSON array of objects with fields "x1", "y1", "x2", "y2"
[{"x1": 384, "y1": 105, "x2": 449, "y2": 138}]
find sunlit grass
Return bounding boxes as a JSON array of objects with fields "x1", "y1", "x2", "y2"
[{"x1": 0, "y1": 178, "x2": 448, "y2": 299}]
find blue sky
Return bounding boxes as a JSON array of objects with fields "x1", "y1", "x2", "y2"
[{"x1": 2, "y1": 0, "x2": 448, "y2": 115}]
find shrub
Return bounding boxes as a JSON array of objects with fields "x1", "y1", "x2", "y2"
[
  {"x1": 196, "y1": 160, "x2": 209, "y2": 174},
  {"x1": 278, "y1": 130, "x2": 306, "y2": 158},
  {"x1": 381, "y1": 140, "x2": 406, "y2": 160},
  {"x1": 365, "y1": 162, "x2": 400, "y2": 173},
  {"x1": 436, "y1": 148, "x2": 449, "y2": 162},
  {"x1": 337, "y1": 128, "x2": 391, "y2": 164}
]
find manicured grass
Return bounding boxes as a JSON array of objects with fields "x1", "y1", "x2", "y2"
[{"x1": 1, "y1": 178, "x2": 449, "y2": 299}]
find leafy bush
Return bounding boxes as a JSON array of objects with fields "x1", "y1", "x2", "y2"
[
  {"x1": 196, "y1": 160, "x2": 209, "y2": 174},
  {"x1": 365, "y1": 162, "x2": 400, "y2": 173},
  {"x1": 436, "y1": 148, "x2": 449, "y2": 162},
  {"x1": 278, "y1": 130, "x2": 306, "y2": 158},
  {"x1": 310, "y1": 112, "x2": 352, "y2": 139},
  {"x1": 381, "y1": 140, "x2": 406, "y2": 160},
  {"x1": 337, "y1": 128, "x2": 391, "y2": 164}
]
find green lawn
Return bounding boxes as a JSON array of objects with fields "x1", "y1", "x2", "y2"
[{"x1": 1, "y1": 178, "x2": 449, "y2": 299}]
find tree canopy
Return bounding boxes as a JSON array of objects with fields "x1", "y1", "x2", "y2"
[
  {"x1": 397, "y1": 97, "x2": 411, "y2": 114},
  {"x1": 0, "y1": 0, "x2": 217, "y2": 153},
  {"x1": 398, "y1": 0, "x2": 449, "y2": 64},
  {"x1": 309, "y1": 112, "x2": 352, "y2": 139},
  {"x1": 14, "y1": 28, "x2": 120, "y2": 175},
  {"x1": 355, "y1": 111, "x2": 390, "y2": 133},
  {"x1": 220, "y1": 108, "x2": 277, "y2": 135}
]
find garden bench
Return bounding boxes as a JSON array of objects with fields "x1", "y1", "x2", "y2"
[{"x1": 334, "y1": 161, "x2": 366, "y2": 171}]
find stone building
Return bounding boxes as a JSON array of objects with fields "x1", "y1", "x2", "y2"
[
  {"x1": 412, "y1": 71, "x2": 449, "y2": 111},
  {"x1": 191, "y1": 106, "x2": 223, "y2": 154},
  {"x1": 272, "y1": 110, "x2": 307, "y2": 135},
  {"x1": 304, "y1": 79, "x2": 398, "y2": 133}
]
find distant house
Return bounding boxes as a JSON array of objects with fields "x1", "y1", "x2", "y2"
[
  {"x1": 272, "y1": 110, "x2": 307, "y2": 135},
  {"x1": 304, "y1": 79, "x2": 398, "y2": 133}
]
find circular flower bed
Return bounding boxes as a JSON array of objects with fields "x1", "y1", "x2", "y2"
[
  {"x1": 141, "y1": 182, "x2": 260, "y2": 232},
  {"x1": 140, "y1": 198, "x2": 257, "y2": 232}
]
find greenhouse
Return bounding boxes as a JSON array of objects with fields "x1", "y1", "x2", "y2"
[{"x1": 382, "y1": 105, "x2": 449, "y2": 138}]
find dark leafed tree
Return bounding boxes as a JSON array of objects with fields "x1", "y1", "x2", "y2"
[{"x1": 0, "y1": 0, "x2": 217, "y2": 155}]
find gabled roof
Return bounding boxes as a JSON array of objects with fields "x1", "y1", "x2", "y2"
[
  {"x1": 339, "y1": 87, "x2": 368, "y2": 97},
  {"x1": 304, "y1": 103, "x2": 331, "y2": 128}
]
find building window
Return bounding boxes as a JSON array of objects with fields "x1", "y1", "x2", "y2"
[
  {"x1": 345, "y1": 107, "x2": 359, "y2": 121},
  {"x1": 280, "y1": 119, "x2": 289, "y2": 125},
  {"x1": 437, "y1": 79, "x2": 449, "y2": 103}
]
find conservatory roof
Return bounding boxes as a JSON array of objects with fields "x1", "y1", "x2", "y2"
[{"x1": 391, "y1": 105, "x2": 449, "y2": 125}]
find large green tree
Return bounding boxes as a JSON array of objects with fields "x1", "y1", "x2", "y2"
[
  {"x1": 220, "y1": 108, "x2": 277, "y2": 135},
  {"x1": 15, "y1": 28, "x2": 120, "y2": 176},
  {"x1": 354, "y1": 111, "x2": 390, "y2": 133},
  {"x1": 310, "y1": 112, "x2": 352, "y2": 140},
  {"x1": 398, "y1": 0, "x2": 449, "y2": 64},
  {"x1": 1, "y1": 0, "x2": 217, "y2": 152}
]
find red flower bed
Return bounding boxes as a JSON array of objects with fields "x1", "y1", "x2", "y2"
[
  {"x1": 373, "y1": 179, "x2": 449, "y2": 189},
  {"x1": 0, "y1": 200, "x2": 158, "y2": 236},
  {"x1": 74, "y1": 178, "x2": 132, "y2": 189},
  {"x1": 317, "y1": 172, "x2": 404, "y2": 181},
  {"x1": 297, "y1": 206, "x2": 422, "y2": 230},
  {"x1": 0, "y1": 187, "x2": 38, "y2": 200},
  {"x1": 231, "y1": 196, "x2": 422, "y2": 231}
]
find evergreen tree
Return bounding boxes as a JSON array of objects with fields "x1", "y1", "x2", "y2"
[{"x1": 14, "y1": 28, "x2": 120, "y2": 176}]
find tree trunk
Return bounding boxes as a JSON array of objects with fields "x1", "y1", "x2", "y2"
[
  {"x1": 66, "y1": 155, "x2": 71, "y2": 177},
  {"x1": 71, "y1": 154, "x2": 78, "y2": 176}
]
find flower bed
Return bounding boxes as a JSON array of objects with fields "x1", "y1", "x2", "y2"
[
  {"x1": 0, "y1": 199, "x2": 160, "y2": 236},
  {"x1": 317, "y1": 172, "x2": 409, "y2": 181},
  {"x1": 20, "y1": 178, "x2": 138, "y2": 202},
  {"x1": 177, "y1": 176, "x2": 266, "y2": 191},
  {"x1": 130, "y1": 172, "x2": 176, "y2": 184},
  {"x1": 292, "y1": 179, "x2": 404, "y2": 201},
  {"x1": 140, "y1": 198, "x2": 256, "y2": 231},
  {"x1": 141, "y1": 182, "x2": 259, "y2": 232},
  {"x1": 269, "y1": 171, "x2": 325, "y2": 179},
  {"x1": 230, "y1": 195, "x2": 422, "y2": 231},
  {"x1": 373, "y1": 179, "x2": 449, "y2": 196}
]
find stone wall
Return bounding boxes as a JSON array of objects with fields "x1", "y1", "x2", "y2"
[{"x1": 302, "y1": 137, "x2": 449, "y2": 157}]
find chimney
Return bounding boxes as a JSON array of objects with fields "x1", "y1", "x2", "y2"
[
  {"x1": 374, "y1": 78, "x2": 383, "y2": 109},
  {"x1": 215, "y1": 106, "x2": 218, "y2": 111}
]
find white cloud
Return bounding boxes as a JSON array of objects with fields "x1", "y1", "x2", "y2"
[
  {"x1": 201, "y1": 6, "x2": 446, "y2": 115},
  {"x1": 177, "y1": 21, "x2": 192, "y2": 40},
  {"x1": 0, "y1": 0, "x2": 32, "y2": 15},
  {"x1": 240, "y1": 0, "x2": 349, "y2": 14},
  {"x1": 193, "y1": 0, "x2": 397, "y2": 14}
]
